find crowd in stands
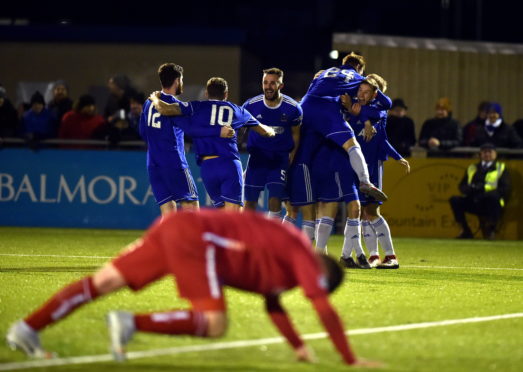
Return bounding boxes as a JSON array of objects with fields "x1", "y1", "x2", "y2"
[
  {"x1": 1, "y1": 79, "x2": 523, "y2": 154},
  {"x1": 0, "y1": 76, "x2": 143, "y2": 150}
]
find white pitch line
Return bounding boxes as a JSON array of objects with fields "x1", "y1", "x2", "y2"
[
  {"x1": 0, "y1": 254, "x2": 112, "y2": 259},
  {"x1": 404, "y1": 265, "x2": 523, "y2": 271},
  {"x1": 1, "y1": 254, "x2": 522, "y2": 271},
  {"x1": 1, "y1": 313, "x2": 521, "y2": 371}
]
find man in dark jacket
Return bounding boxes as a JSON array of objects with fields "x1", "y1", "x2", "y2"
[
  {"x1": 449, "y1": 143, "x2": 511, "y2": 240},
  {"x1": 386, "y1": 98, "x2": 416, "y2": 157},
  {"x1": 419, "y1": 97, "x2": 461, "y2": 152},
  {"x1": 471, "y1": 102, "x2": 522, "y2": 148}
]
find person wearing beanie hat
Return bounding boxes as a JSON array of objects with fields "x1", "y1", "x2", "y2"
[
  {"x1": 20, "y1": 91, "x2": 56, "y2": 146},
  {"x1": 471, "y1": 102, "x2": 523, "y2": 148},
  {"x1": 418, "y1": 97, "x2": 461, "y2": 152},
  {"x1": 387, "y1": 98, "x2": 416, "y2": 157},
  {"x1": 58, "y1": 94, "x2": 106, "y2": 148},
  {"x1": 449, "y1": 143, "x2": 511, "y2": 240}
]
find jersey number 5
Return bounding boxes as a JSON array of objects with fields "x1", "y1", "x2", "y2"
[{"x1": 210, "y1": 104, "x2": 233, "y2": 126}]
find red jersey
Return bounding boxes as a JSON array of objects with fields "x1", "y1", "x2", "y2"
[{"x1": 114, "y1": 209, "x2": 328, "y2": 305}]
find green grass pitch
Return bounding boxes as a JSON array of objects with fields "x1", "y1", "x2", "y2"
[{"x1": 0, "y1": 226, "x2": 522, "y2": 371}]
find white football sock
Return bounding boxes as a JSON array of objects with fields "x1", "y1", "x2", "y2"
[
  {"x1": 267, "y1": 210, "x2": 282, "y2": 220},
  {"x1": 342, "y1": 218, "x2": 363, "y2": 257},
  {"x1": 347, "y1": 146, "x2": 370, "y2": 184},
  {"x1": 282, "y1": 215, "x2": 296, "y2": 226},
  {"x1": 314, "y1": 218, "x2": 321, "y2": 242},
  {"x1": 371, "y1": 216, "x2": 395, "y2": 256},
  {"x1": 301, "y1": 219, "x2": 315, "y2": 241},
  {"x1": 316, "y1": 217, "x2": 334, "y2": 253},
  {"x1": 362, "y1": 220, "x2": 378, "y2": 256}
]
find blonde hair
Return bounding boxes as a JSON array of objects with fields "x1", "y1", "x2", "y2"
[
  {"x1": 365, "y1": 73, "x2": 387, "y2": 92},
  {"x1": 342, "y1": 52, "x2": 366, "y2": 73}
]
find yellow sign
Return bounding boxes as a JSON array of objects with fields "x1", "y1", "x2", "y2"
[{"x1": 381, "y1": 158, "x2": 522, "y2": 240}]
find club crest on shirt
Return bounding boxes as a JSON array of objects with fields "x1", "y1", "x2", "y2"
[{"x1": 280, "y1": 113, "x2": 288, "y2": 122}]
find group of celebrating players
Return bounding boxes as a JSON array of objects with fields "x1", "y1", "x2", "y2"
[
  {"x1": 142, "y1": 52, "x2": 409, "y2": 270},
  {"x1": 5, "y1": 52, "x2": 410, "y2": 368}
]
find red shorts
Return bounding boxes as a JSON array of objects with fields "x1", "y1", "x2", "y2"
[{"x1": 112, "y1": 224, "x2": 226, "y2": 312}]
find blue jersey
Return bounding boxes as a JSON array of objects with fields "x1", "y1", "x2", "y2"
[
  {"x1": 242, "y1": 94, "x2": 302, "y2": 153},
  {"x1": 349, "y1": 109, "x2": 402, "y2": 166},
  {"x1": 177, "y1": 100, "x2": 260, "y2": 164},
  {"x1": 306, "y1": 65, "x2": 364, "y2": 97},
  {"x1": 139, "y1": 93, "x2": 192, "y2": 170}
]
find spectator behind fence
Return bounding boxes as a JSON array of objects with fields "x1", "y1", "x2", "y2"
[
  {"x1": 462, "y1": 101, "x2": 490, "y2": 146},
  {"x1": 47, "y1": 80, "x2": 73, "y2": 125},
  {"x1": 104, "y1": 74, "x2": 137, "y2": 125},
  {"x1": 386, "y1": 98, "x2": 416, "y2": 157},
  {"x1": 59, "y1": 94, "x2": 106, "y2": 148},
  {"x1": 20, "y1": 91, "x2": 56, "y2": 149},
  {"x1": 449, "y1": 143, "x2": 510, "y2": 240},
  {"x1": 0, "y1": 86, "x2": 19, "y2": 139},
  {"x1": 471, "y1": 102, "x2": 522, "y2": 148},
  {"x1": 419, "y1": 97, "x2": 461, "y2": 152}
]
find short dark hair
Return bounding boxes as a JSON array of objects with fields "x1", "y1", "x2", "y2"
[
  {"x1": 263, "y1": 67, "x2": 283, "y2": 79},
  {"x1": 74, "y1": 94, "x2": 96, "y2": 111},
  {"x1": 206, "y1": 77, "x2": 228, "y2": 100},
  {"x1": 158, "y1": 63, "x2": 183, "y2": 88},
  {"x1": 319, "y1": 254, "x2": 344, "y2": 293}
]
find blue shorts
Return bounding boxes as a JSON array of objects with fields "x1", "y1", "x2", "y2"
[
  {"x1": 312, "y1": 143, "x2": 358, "y2": 203},
  {"x1": 148, "y1": 166, "x2": 198, "y2": 206},
  {"x1": 200, "y1": 157, "x2": 244, "y2": 207},
  {"x1": 244, "y1": 151, "x2": 289, "y2": 202},
  {"x1": 301, "y1": 95, "x2": 355, "y2": 147},
  {"x1": 358, "y1": 160, "x2": 384, "y2": 206},
  {"x1": 287, "y1": 162, "x2": 315, "y2": 206}
]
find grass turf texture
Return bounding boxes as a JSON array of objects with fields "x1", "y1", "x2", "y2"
[{"x1": 0, "y1": 227, "x2": 522, "y2": 371}]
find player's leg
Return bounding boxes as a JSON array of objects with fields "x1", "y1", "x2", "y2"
[
  {"x1": 366, "y1": 204, "x2": 399, "y2": 269},
  {"x1": 361, "y1": 207, "x2": 379, "y2": 267},
  {"x1": 220, "y1": 158, "x2": 245, "y2": 211},
  {"x1": 301, "y1": 203, "x2": 317, "y2": 241},
  {"x1": 6, "y1": 264, "x2": 127, "y2": 358},
  {"x1": 160, "y1": 201, "x2": 176, "y2": 215},
  {"x1": 340, "y1": 200, "x2": 370, "y2": 269},
  {"x1": 175, "y1": 168, "x2": 200, "y2": 210},
  {"x1": 148, "y1": 166, "x2": 176, "y2": 216},
  {"x1": 315, "y1": 201, "x2": 338, "y2": 254},
  {"x1": 342, "y1": 138, "x2": 387, "y2": 202},
  {"x1": 244, "y1": 153, "x2": 266, "y2": 211}
]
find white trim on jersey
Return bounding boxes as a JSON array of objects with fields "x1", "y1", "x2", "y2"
[{"x1": 205, "y1": 246, "x2": 220, "y2": 299}]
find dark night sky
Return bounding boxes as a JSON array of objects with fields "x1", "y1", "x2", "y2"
[{"x1": 2, "y1": 0, "x2": 521, "y2": 71}]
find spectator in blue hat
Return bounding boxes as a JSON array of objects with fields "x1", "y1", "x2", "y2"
[{"x1": 471, "y1": 102, "x2": 522, "y2": 148}]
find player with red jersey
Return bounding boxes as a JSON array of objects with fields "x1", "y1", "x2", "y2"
[{"x1": 6, "y1": 210, "x2": 380, "y2": 367}]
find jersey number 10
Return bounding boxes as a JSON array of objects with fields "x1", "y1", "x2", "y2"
[{"x1": 210, "y1": 104, "x2": 233, "y2": 126}]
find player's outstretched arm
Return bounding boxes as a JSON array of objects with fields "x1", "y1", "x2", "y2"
[
  {"x1": 252, "y1": 123, "x2": 275, "y2": 137},
  {"x1": 264, "y1": 295, "x2": 314, "y2": 362},
  {"x1": 148, "y1": 91, "x2": 183, "y2": 116},
  {"x1": 310, "y1": 295, "x2": 357, "y2": 365}
]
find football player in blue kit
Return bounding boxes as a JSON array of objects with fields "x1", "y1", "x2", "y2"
[
  {"x1": 342, "y1": 74, "x2": 410, "y2": 269},
  {"x1": 150, "y1": 77, "x2": 275, "y2": 210},
  {"x1": 286, "y1": 52, "x2": 391, "y2": 241},
  {"x1": 298, "y1": 52, "x2": 392, "y2": 203},
  {"x1": 242, "y1": 68, "x2": 303, "y2": 220},
  {"x1": 140, "y1": 63, "x2": 234, "y2": 216}
]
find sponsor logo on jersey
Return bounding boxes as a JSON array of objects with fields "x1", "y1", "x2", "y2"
[{"x1": 256, "y1": 114, "x2": 263, "y2": 119}]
